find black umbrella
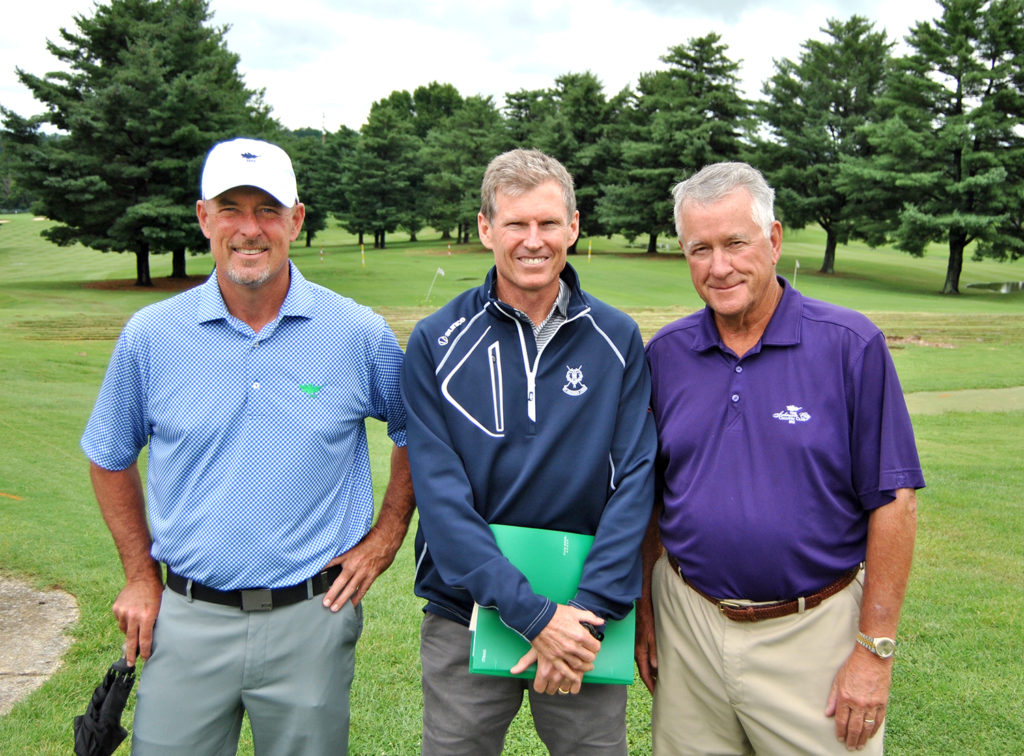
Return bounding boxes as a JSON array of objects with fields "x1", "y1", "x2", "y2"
[{"x1": 73, "y1": 657, "x2": 136, "y2": 756}]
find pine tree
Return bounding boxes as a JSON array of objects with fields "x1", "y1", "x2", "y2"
[
  {"x1": 839, "y1": 0, "x2": 1024, "y2": 293},
  {"x1": 1, "y1": 0, "x2": 270, "y2": 285},
  {"x1": 597, "y1": 34, "x2": 750, "y2": 253},
  {"x1": 758, "y1": 16, "x2": 894, "y2": 274}
]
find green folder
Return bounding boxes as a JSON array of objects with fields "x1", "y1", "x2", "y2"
[{"x1": 468, "y1": 523, "x2": 636, "y2": 685}]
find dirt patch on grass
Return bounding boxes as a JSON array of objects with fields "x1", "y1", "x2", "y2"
[
  {"x1": 13, "y1": 315, "x2": 131, "y2": 341},
  {"x1": 84, "y1": 275, "x2": 204, "y2": 293},
  {"x1": 886, "y1": 334, "x2": 956, "y2": 349},
  {"x1": 904, "y1": 386, "x2": 1024, "y2": 415}
]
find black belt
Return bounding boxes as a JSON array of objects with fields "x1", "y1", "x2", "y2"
[
  {"x1": 166, "y1": 565, "x2": 342, "y2": 612},
  {"x1": 666, "y1": 554, "x2": 860, "y2": 622}
]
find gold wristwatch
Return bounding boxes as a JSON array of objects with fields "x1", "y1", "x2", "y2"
[{"x1": 856, "y1": 631, "x2": 897, "y2": 658}]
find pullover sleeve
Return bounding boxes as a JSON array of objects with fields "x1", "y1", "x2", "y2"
[
  {"x1": 571, "y1": 322, "x2": 657, "y2": 619},
  {"x1": 401, "y1": 322, "x2": 556, "y2": 640}
]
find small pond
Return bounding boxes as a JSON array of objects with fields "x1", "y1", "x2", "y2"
[{"x1": 964, "y1": 281, "x2": 1024, "y2": 294}]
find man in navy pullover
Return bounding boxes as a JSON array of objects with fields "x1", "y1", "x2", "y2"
[{"x1": 402, "y1": 149, "x2": 656, "y2": 755}]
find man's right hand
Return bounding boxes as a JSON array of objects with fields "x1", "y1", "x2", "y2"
[
  {"x1": 512, "y1": 604, "x2": 603, "y2": 695},
  {"x1": 113, "y1": 575, "x2": 163, "y2": 665}
]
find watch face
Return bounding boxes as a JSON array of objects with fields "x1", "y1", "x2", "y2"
[{"x1": 876, "y1": 638, "x2": 897, "y2": 657}]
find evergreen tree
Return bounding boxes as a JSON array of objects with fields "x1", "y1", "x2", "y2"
[
  {"x1": 505, "y1": 72, "x2": 617, "y2": 250},
  {"x1": 319, "y1": 125, "x2": 361, "y2": 242},
  {"x1": 759, "y1": 16, "x2": 893, "y2": 273},
  {"x1": 345, "y1": 95, "x2": 422, "y2": 249},
  {"x1": 421, "y1": 95, "x2": 508, "y2": 244},
  {"x1": 282, "y1": 128, "x2": 331, "y2": 247},
  {"x1": 411, "y1": 82, "x2": 464, "y2": 138},
  {"x1": 839, "y1": 0, "x2": 1024, "y2": 293},
  {"x1": 597, "y1": 34, "x2": 750, "y2": 253},
  {"x1": 503, "y1": 89, "x2": 555, "y2": 146},
  {"x1": 1, "y1": 0, "x2": 271, "y2": 284}
]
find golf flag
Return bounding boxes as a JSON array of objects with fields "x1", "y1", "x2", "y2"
[
  {"x1": 793, "y1": 259, "x2": 800, "y2": 285},
  {"x1": 361, "y1": 244, "x2": 365, "y2": 268},
  {"x1": 425, "y1": 267, "x2": 445, "y2": 303}
]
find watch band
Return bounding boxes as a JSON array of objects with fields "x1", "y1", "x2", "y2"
[{"x1": 857, "y1": 631, "x2": 897, "y2": 658}]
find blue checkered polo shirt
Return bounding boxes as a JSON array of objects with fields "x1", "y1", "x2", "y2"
[{"x1": 81, "y1": 263, "x2": 407, "y2": 589}]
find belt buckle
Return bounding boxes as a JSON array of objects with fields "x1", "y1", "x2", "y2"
[
  {"x1": 241, "y1": 589, "x2": 273, "y2": 612},
  {"x1": 717, "y1": 600, "x2": 743, "y2": 614}
]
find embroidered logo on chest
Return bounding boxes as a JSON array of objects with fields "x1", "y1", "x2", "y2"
[
  {"x1": 437, "y1": 316, "x2": 466, "y2": 346},
  {"x1": 563, "y1": 365, "x2": 588, "y2": 397},
  {"x1": 772, "y1": 405, "x2": 811, "y2": 424}
]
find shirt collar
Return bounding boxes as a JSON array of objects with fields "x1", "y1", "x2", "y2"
[
  {"x1": 551, "y1": 278, "x2": 570, "y2": 319},
  {"x1": 196, "y1": 261, "x2": 315, "y2": 325},
  {"x1": 692, "y1": 276, "x2": 801, "y2": 352},
  {"x1": 485, "y1": 263, "x2": 584, "y2": 315}
]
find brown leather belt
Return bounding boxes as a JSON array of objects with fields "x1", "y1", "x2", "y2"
[{"x1": 666, "y1": 554, "x2": 860, "y2": 622}]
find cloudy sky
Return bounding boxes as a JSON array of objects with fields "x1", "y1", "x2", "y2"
[{"x1": 2, "y1": 0, "x2": 941, "y2": 132}]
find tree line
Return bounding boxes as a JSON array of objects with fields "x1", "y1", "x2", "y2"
[{"x1": 2, "y1": 0, "x2": 1022, "y2": 293}]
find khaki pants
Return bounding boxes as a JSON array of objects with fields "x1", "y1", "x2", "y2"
[{"x1": 651, "y1": 554, "x2": 883, "y2": 756}]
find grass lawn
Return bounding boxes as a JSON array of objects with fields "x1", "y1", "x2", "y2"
[{"x1": 0, "y1": 214, "x2": 1022, "y2": 754}]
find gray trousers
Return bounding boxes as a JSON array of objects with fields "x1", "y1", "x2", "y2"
[
  {"x1": 131, "y1": 586, "x2": 362, "y2": 755},
  {"x1": 420, "y1": 612, "x2": 627, "y2": 756}
]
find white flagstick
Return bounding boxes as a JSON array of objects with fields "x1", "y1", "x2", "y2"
[
  {"x1": 425, "y1": 267, "x2": 445, "y2": 303},
  {"x1": 793, "y1": 258, "x2": 800, "y2": 286}
]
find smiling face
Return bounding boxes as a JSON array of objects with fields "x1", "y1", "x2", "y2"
[
  {"x1": 478, "y1": 180, "x2": 579, "y2": 319},
  {"x1": 197, "y1": 186, "x2": 304, "y2": 297},
  {"x1": 678, "y1": 188, "x2": 782, "y2": 330}
]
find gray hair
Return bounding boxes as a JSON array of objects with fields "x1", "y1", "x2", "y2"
[
  {"x1": 672, "y1": 162, "x2": 776, "y2": 241},
  {"x1": 480, "y1": 148, "x2": 576, "y2": 222}
]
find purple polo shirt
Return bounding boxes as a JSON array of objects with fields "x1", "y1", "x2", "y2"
[{"x1": 646, "y1": 278, "x2": 924, "y2": 600}]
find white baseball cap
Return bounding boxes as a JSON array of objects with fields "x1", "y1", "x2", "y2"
[{"x1": 200, "y1": 137, "x2": 299, "y2": 206}]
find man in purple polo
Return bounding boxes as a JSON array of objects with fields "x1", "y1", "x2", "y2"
[{"x1": 637, "y1": 162, "x2": 923, "y2": 754}]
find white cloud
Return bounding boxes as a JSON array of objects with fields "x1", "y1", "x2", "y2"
[{"x1": 2, "y1": 0, "x2": 942, "y2": 132}]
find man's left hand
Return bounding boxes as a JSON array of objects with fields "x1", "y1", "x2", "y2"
[
  {"x1": 322, "y1": 445, "x2": 414, "y2": 612},
  {"x1": 826, "y1": 646, "x2": 892, "y2": 751},
  {"x1": 512, "y1": 604, "x2": 603, "y2": 695},
  {"x1": 321, "y1": 526, "x2": 399, "y2": 611}
]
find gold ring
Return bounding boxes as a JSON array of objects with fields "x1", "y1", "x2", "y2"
[{"x1": 557, "y1": 688, "x2": 570, "y2": 695}]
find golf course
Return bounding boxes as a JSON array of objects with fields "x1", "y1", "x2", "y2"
[{"x1": 1, "y1": 212, "x2": 1021, "y2": 754}]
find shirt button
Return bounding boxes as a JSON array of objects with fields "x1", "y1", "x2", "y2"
[
  {"x1": 735, "y1": 366, "x2": 743, "y2": 373},
  {"x1": 253, "y1": 382, "x2": 260, "y2": 390},
  {"x1": 731, "y1": 394, "x2": 740, "y2": 403}
]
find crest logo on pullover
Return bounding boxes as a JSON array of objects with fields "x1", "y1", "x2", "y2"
[{"x1": 563, "y1": 365, "x2": 588, "y2": 396}]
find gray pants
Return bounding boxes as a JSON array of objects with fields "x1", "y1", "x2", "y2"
[
  {"x1": 131, "y1": 586, "x2": 362, "y2": 755},
  {"x1": 420, "y1": 612, "x2": 627, "y2": 756}
]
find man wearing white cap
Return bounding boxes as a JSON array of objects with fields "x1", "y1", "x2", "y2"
[{"x1": 81, "y1": 137, "x2": 414, "y2": 754}]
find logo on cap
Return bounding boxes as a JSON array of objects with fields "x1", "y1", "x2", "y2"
[{"x1": 241, "y1": 151, "x2": 258, "y2": 162}]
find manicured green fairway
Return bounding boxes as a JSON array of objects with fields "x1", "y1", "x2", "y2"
[{"x1": 1, "y1": 214, "x2": 1021, "y2": 754}]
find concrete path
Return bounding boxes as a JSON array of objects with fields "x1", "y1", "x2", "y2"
[{"x1": 0, "y1": 575, "x2": 78, "y2": 716}]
